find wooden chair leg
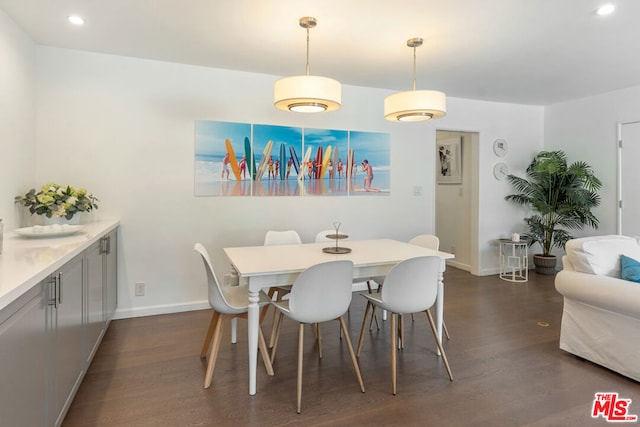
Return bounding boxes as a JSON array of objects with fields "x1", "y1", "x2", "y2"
[
  {"x1": 203, "y1": 313, "x2": 224, "y2": 389},
  {"x1": 366, "y1": 281, "x2": 380, "y2": 331},
  {"x1": 357, "y1": 301, "x2": 372, "y2": 357},
  {"x1": 270, "y1": 312, "x2": 284, "y2": 364},
  {"x1": 398, "y1": 314, "x2": 404, "y2": 350},
  {"x1": 317, "y1": 323, "x2": 323, "y2": 359},
  {"x1": 258, "y1": 326, "x2": 274, "y2": 376},
  {"x1": 260, "y1": 287, "x2": 276, "y2": 324},
  {"x1": 200, "y1": 311, "x2": 219, "y2": 358},
  {"x1": 443, "y1": 320, "x2": 451, "y2": 340},
  {"x1": 339, "y1": 317, "x2": 365, "y2": 393},
  {"x1": 296, "y1": 323, "x2": 305, "y2": 414},
  {"x1": 390, "y1": 312, "x2": 397, "y2": 395},
  {"x1": 425, "y1": 310, "x2": 454, "y2": 381}
]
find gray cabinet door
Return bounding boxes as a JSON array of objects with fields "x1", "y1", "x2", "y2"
[
  {"x1": 51, "y1": 255, "x2": 84, "y2": 427},
  {"x1": 105, "y1": 230, "x2": 118, "y2": 322},
  {"x1": 0, "y1": 284, "x2": 47, "y2": 427},
  {"x1": 86, "y1": 240, "x2": 105, "y2": 363}
]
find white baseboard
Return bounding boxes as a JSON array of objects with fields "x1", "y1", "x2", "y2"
[
  {"x1": 112, "y1": 282, "x2": 379, "y2": 320},
  {"x1": 446, "y1": 260, "x2": 471, "y2": 272},
  {"x1": 112, "y1": 300, "x2": 210, "y2": 320}
]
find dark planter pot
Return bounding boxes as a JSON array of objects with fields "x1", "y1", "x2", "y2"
[{"x1": 533, "y1": 254, "x2": 557, "y2": 275}]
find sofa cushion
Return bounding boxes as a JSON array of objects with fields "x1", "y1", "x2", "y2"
[
  {"x1": 565, "y1": 235, "x2": 640, "y2": 277},
  {"x1": 621, "y1": 255, "x2": 640, "y2": 283}
]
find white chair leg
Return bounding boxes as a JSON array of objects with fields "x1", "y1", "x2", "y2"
[{"x1": 231, "y1": 317, "x2": 238, "y2": 344}]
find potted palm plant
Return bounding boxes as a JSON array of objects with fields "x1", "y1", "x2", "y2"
[{"x1": 505, "y1": 150, "x2": 601, "y2": 274}]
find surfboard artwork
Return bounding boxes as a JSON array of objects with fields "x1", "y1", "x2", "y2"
[
  {"x1": 318, "y1": 145, "x2": 332, "y2": 180},
  {"x1": 289, "y1": 145, "x2": 300, "y2": 175},
  {"x1": 298, "y1": 146, "x2": 312, "y2": 181},
  {"x1": 331, "y1": 146, "x2": 339, "y2": 179},
  {"x1": 256, "y1": 140, "x2": 273, "y2": 181},
  {"x1": 225, "y1": 139, "x2": 242, "y2": 181},
  {"x1": 314, "y1": 146, "x2": 323, "y2": 179},
  {"x1": 279, "y1": 143, "x2": 286, "y2": 180},
  {"x1": 195, "y1": 121, "x2": 389, "y2": 197},
  {"x1": 244, "y1": 137, "x2": 256, "y2": 180},
  {"x1": 346, "y1": 148, "x2": 354, "y2": 179}
]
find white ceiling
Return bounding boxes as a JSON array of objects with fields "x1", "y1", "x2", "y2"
[{"x1": 1, "y1": 0, "x2": 639, "y2": 106}]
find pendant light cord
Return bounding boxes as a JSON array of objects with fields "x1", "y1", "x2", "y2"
[
  {"x1": 412, "y1": 45, "x2": 417, "y2": 91},
  {"x1": 306, "y1": 26, "x2": 310, "y2": 76}
]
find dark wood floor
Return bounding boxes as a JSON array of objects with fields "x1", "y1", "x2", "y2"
[{"x1": 63, "y1": 268, "x2": 639, "y2": 426}]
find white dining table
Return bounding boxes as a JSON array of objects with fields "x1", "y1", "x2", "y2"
[{"x1": 223, "y1": 238, "x2": 455, "y2": 395}]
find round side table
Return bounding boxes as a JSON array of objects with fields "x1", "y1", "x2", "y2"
[{"x1": 498, "y1": 239, "x2": 528, "y2": 282}]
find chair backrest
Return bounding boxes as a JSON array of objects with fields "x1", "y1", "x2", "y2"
[
  {"x1": 409, "y1": 234, "x2": 440, "y2": 250},
  {"x1": 287, "y1": 260, "x2": 354, "y2": 323},
  {"x1": 193, "y1": 243, "x2": 233, "y2": 313},
  {"x1": 264, "y1": 230, "x2": 302, "y2": 246},
  {"x1": 314, "y1": 229, "x2": 349, "y2": 243},
  {"x1": 381, "y1": 256, "x2": 440, "y2": 314}
]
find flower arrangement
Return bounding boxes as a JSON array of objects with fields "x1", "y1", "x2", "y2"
[{"x1": 15, "y1": 183, "x2": 99, "y2": 220}]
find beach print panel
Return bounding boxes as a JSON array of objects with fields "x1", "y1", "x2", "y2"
[
  {"x1": 348, "y1": 131, "x2": 391, "y2": 195},
  {"x1": 252, "y1": 124, "x2": 303, "y2": 197},
  {"x1": 303, "y1": 128, "x2": 349, "y2": 196},
  {"x1": 195, "y1": 121, "x2": 252, "y2": 196}
]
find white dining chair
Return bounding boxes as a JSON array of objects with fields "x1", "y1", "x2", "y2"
[
  {"x1": 356, "y1": 256, "x2": 453, "y2": 395},
  {"x1": 262, "y1": 230, "x2": 303, "y2": 347},
  {"x1": 366, "y1": 234, "x2": 450, "y2": 344},
  {"x1": 269, "y1": 260, "x2": 365, "y2": 413},
  {"x1": 194, "y1": 243, "x2": 274, "y2": 388}
]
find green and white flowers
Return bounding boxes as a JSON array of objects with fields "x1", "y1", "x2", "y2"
[{"x1": 15, "y1": 183, "x2": 99, "y2": 220}]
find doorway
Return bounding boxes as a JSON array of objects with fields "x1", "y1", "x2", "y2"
[
  {"x1": 618, "y1": 120, "x2": 640, "y2": 235},
  {"x1": 435, "y1": 130, "x2": 479, "y2": 274}
]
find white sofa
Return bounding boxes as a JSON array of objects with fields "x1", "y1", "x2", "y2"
[{"x1": 555, "y1": 235, "x2": 640, "y2": 382}]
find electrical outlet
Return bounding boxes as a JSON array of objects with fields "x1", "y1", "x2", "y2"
[{"x1": 135, "y1": 282, "x2": 145, "y2": 296}]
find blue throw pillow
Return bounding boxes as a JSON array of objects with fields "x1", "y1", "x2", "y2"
[{"x1": 620, "y1": 255, "x2": 640, "y2": 282}]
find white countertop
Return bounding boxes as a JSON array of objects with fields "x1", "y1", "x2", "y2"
[{"x1": 0, "y1": 219, "x2": 119, "y2": 311}]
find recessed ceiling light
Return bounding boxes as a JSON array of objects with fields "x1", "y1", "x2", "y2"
[
  {"x1": 68, "y1": 15, "x2": 85, "y2": 26},
  {"x1": 596, "y1": 4, "x2": 616, "y2": 16}
]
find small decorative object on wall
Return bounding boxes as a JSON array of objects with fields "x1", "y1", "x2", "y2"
[
  {"x1": 493, "y1": 162, "x2": 509, "y2": 180},
  {"x1": 194, "y1": 120, "x2": 390, "y2": 197},
  {"x1": 436, "y1": 137, "x2": 462, "y2": 184},
  {"x1": 15, "y1": 183, "x2": 99, "y2": 222},
  {"x1": 493, "y1": 139, "x2": 508, "y2": 157}
]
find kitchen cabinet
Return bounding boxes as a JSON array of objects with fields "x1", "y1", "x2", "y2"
[
  {"x1": 49, "y1": 255, "x2": 84, "y2": 427},
  {"x1": 0, "y1": 221, "x2": 119, "y2": 426},
  {"x1": 0, "y1": 284, "x2": 48, "y2": 427}
]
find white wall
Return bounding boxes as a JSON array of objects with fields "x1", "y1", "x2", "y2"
[
  {"x1": 544, "y1": 85, "x2": 640, "y2": 238},
  {"x1": 29, "y1": 46, "x2": 543, "y2": 317},
  {"x1": 0, "y1": 9, "x2": 36, "y2": 230}
]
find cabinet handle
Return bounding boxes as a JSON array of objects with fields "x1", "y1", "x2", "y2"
[
  {"x1": 47, "y1": 276, "x2": 57, "y2": 307},
  {"x1": 106, "y1": 235, "x2": 111, "y2": 255},
  {"x1": 58, "y1": 272, "x2": 63, "y2": 304}
]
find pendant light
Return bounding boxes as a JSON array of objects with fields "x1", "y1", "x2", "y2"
[
  {"x1": 274, "y1": 17, "x2": 341, "y2": 113},
  {"x1": 384, "y1": 38, "x2": 446, "y2": 122}
]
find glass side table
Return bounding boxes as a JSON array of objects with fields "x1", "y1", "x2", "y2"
[{"x1": 498, "y1": 239, "x2": 528, "y2": 282}]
